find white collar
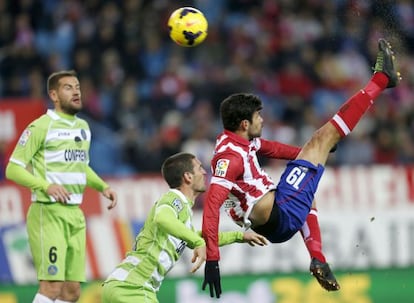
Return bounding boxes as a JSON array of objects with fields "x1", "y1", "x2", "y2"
[
  {"x1": 169, "y1": 189, "x2": 192, "y2": 206},
  {"x1": 46, "y1": 109, "x2": 77, "y2": 127}
]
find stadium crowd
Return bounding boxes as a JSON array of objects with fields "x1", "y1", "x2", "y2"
[{"x1": 0, "y1": 0, "x2": 414, "y2": 178}]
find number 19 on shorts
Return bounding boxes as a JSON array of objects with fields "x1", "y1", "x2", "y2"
[{"x1": 286, "y1": 167, "x2": 306, "y2": 190}]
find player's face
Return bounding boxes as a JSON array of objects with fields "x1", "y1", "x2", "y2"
[
  {"x1": 191, "y1": 158, "x2": 207, "y2": 193},
  {"x1": 52, "y1": 76, "x2": 82, "y2": 115},
  {"x1": 247, "y1": 111, "x2": 263, "y2": 139}
]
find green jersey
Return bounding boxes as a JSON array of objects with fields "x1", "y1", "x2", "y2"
[
  {"x1": 104, "y1": 189, "x2": 243, "y2": 292},
  {"x1": 9, "y1": 109, "x2": 93, "y2": 204}
]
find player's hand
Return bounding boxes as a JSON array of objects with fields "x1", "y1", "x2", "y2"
[
  {"x1": 46, "y1": 184, "x2": 71, "y2": 203},
  {"x1": 102, "y1": 187, "x2": 118, "y2": 210},
  {"x1": 190, "y1": 245, "x2": 206, "y2": 273},
  {"x1": 202, "y1": 260, "x2": 222, "y2": 298},
  {"x1": 242, "y1": 231, "x2": 268, "y2": 246}
]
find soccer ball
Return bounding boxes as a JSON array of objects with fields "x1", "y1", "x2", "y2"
[{"x1": 168, "y1": 7, "x2": 208, "y2": 47}]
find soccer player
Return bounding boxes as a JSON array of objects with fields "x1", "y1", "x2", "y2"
[
  {"x1": 102, "y1": 152, "x2": 267, "y2": 303},
  {"x1": 201, "y1": 38, "x2": 401, "y2": 298},
  {"x1": 5, "y1": 70, "x2": 118, "y2": 303}
]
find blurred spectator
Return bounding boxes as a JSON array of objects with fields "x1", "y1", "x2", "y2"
[
  {"x1": 181, "y1": 100, "x2": 217, "y2": 168},
  {"x1": 79, "y1": 75, "x2": 104, "y2": 121},
  {"x1": 114, "y1": 77, "x2": 158, "y2": 172},
  {"x1": 0, "y1": 0, "x2": 413, "y2": 176},
  {"x1": 0, "y1": 140, "x2": 6, "y2": 181}
]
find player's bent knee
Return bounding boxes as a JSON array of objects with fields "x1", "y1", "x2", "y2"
[
  {"x1": 39, "y1": 281, "x2": 64, "y2": 300},
  {"x1": 60, "y1": 282, "x2": 81, "y2": 302}
]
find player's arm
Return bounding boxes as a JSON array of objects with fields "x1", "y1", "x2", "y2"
[
  {"x1": 202, "y1": 152, "x2": 242, "y2": 260},
  {"x1": 201, "y1": 183, "x2": 228, "y2": 298},
  {"x1": 258, "y1": 138, "x2": 301, "y2": 160},
  {"x1": 198, "y1": 230, "x2": 243, "y2": 246},
  {"x1": 258, "y1": 138, "x2": 337, "y2": 159},
  {"x1": 6, "y1": 124, "x2": 50, "y2": 191},
  {"x1": 198, "y1": 230, "x2": 268, "y2": 247},
  {"x1": 6, "y1": 162, "x2": 50, "y2": 191},
  {"x1": 155, "y1": 199, "x2": 206, "y2": 274},
  {"x1": 85, "y1": 165, "x2": 117, "y2": 209},
  {"x1": 86, "y1": 165, "x2": 109, "y2": 191},
  {"x1": 6, "y1": 162, "x2": 71, "y2": 203},
  {"x1": 218, "y1": 231, "x2": 267, "y2": 247},
  {"x1": 202, "y1": 153, "x2": 241, "y2": 298},
  {"x1": 202, "y1": 183, "x2": 233, "y2": 260},
  {"x1": 218, "y1": 231, "x2": 243, "y2": 245},
  {"x1": 154, "y1": 203, "x2": 205, "y2": 249}
]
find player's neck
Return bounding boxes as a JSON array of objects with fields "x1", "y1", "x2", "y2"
[
  {"x1": 54, "y1": 109, "x2": 76, "y2": 120},
  {"x1": 234, "y1": 130, "x2": 249, "y2": 141},
  {"x1": 177, "y1": 187, "x2": 195, "y2": 206}
]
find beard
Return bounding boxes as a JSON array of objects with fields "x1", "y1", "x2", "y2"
[{"x1": 60, "y1": 100, "x2": 82, "y2": 115}]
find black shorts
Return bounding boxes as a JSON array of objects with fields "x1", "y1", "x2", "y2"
[{"x1": 252, "y1": 201, "x2": 280, "y2": 240}]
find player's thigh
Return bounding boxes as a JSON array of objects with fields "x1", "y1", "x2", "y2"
[
  {"x1": 27, "y1": 203, "x2": 68, "y2": 281},
  {"x1": 27, "y1": 203, "x2": 85, "y2": 281},
  {"x1": 297, "y1": 123, "x2": 339, "y2": 166},
  {"x1": 275, "y1": 159, "x2": 325, "y2": 239},
  {"x1": 65, "y1": 209, "x2": 86, "y2": 282},
  {"x1": 102, "y1": 282, "x2": 158, "y2": 303}
]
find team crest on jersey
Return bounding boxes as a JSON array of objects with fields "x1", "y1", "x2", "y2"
[
  {"x1": 81, "y1": 129, "x2": 87, "y2": 140},
  {"x1": 215, "y1": 159, "x2": 230, "y2": 177},
  {"x1": 18, "y1": 129, "x2": 31, "y2": 146},
  {"x1": 48, "y1": 265, "x2": 58, "y2": 275},
  {"x1": 172, "y1": 198, "x2": 183, "y2": 212}
]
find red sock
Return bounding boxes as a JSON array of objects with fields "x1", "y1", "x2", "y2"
[
  {"x1": 300, "y1": 208, "x2": 326, "y2": 263},
  {"x1": 330, "y1": 72, "x2": 389, "y2": 137}
]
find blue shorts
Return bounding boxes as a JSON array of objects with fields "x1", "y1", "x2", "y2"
[{"x1": 261, "y1": 159, "x2": 324, "y2": 243}]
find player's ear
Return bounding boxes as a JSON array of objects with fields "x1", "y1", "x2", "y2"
[
  {"x1": 183, "y1": 171, "x2": 193, "y2": 183},
  {"x1": 48, "y1": 90, "x2": 53, "y2": 100},
  {"x1": 49, "y1": 90, "x2": 58, "y2": 103},
  {"x1": 240, "y1": 119, "x2": 249, "y2": 130}
]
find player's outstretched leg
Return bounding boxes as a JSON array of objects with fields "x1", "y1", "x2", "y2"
[
  {"x1": 310, "y1": 258, "x2": 340, "y2": 291},
  {"x1": 330, "y1": 38, "x2": 400, "y2": 139},
  {"x1": 304, "y1": 38, "x2": 400, "y2": 291},
  {"x1": 295, "y1": 38, "x2": 400, "y2": 168},
  {"x1": 300, "y1": 208, "x2": 340, "y2": 291},
  {"x1": 373, "y1": 38, "x2": 401, "y2": 88}
]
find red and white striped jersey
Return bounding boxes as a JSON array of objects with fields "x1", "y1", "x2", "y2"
[{"x1": 202, "y1": 130, "x2": 300, "y2": 260}]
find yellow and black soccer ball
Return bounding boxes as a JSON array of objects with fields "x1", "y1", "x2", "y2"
[{"x1": 168, "y1": 7, "x2": 208, "y2": 47}]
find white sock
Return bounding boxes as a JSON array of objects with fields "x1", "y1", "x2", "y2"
[
  {"x1": 55, "y1": 300, "x2": 73, "y2": 303},
  {"x1": 33, "y1": 293, "x2": 54, "y2": 303}
]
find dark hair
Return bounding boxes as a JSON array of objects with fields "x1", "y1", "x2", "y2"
[
  {"x1": 47, "y1": 70, "x2": 77, "y2": 92},
  {"x1": 220, "y1": 93, "x2": 263, "y2": 131},
  {"x1": 161, "y1": 152, "x2": 195, "y2": 188}
]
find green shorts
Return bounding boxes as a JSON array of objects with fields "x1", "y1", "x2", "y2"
[
  {"x1": 26, "y1": 202, "x2": 86, "y2": 282},
  {"x1": 101, "y1": 281, "x2": 158, "y2": 303}
]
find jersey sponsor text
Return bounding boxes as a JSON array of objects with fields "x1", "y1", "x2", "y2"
[{"x1": 64, "y1": 149, "x2": 87, "y2": 162}]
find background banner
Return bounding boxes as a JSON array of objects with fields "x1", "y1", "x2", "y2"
[
  {"x1": 1, "y1": 267, "x2": 413, "y2": 303},
  {"x1": 0, "y1": 99, "x2": 46, "y2": 168},
  {"x1": 1, "y1": 165, "x2": 414, "y2": 301}
]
